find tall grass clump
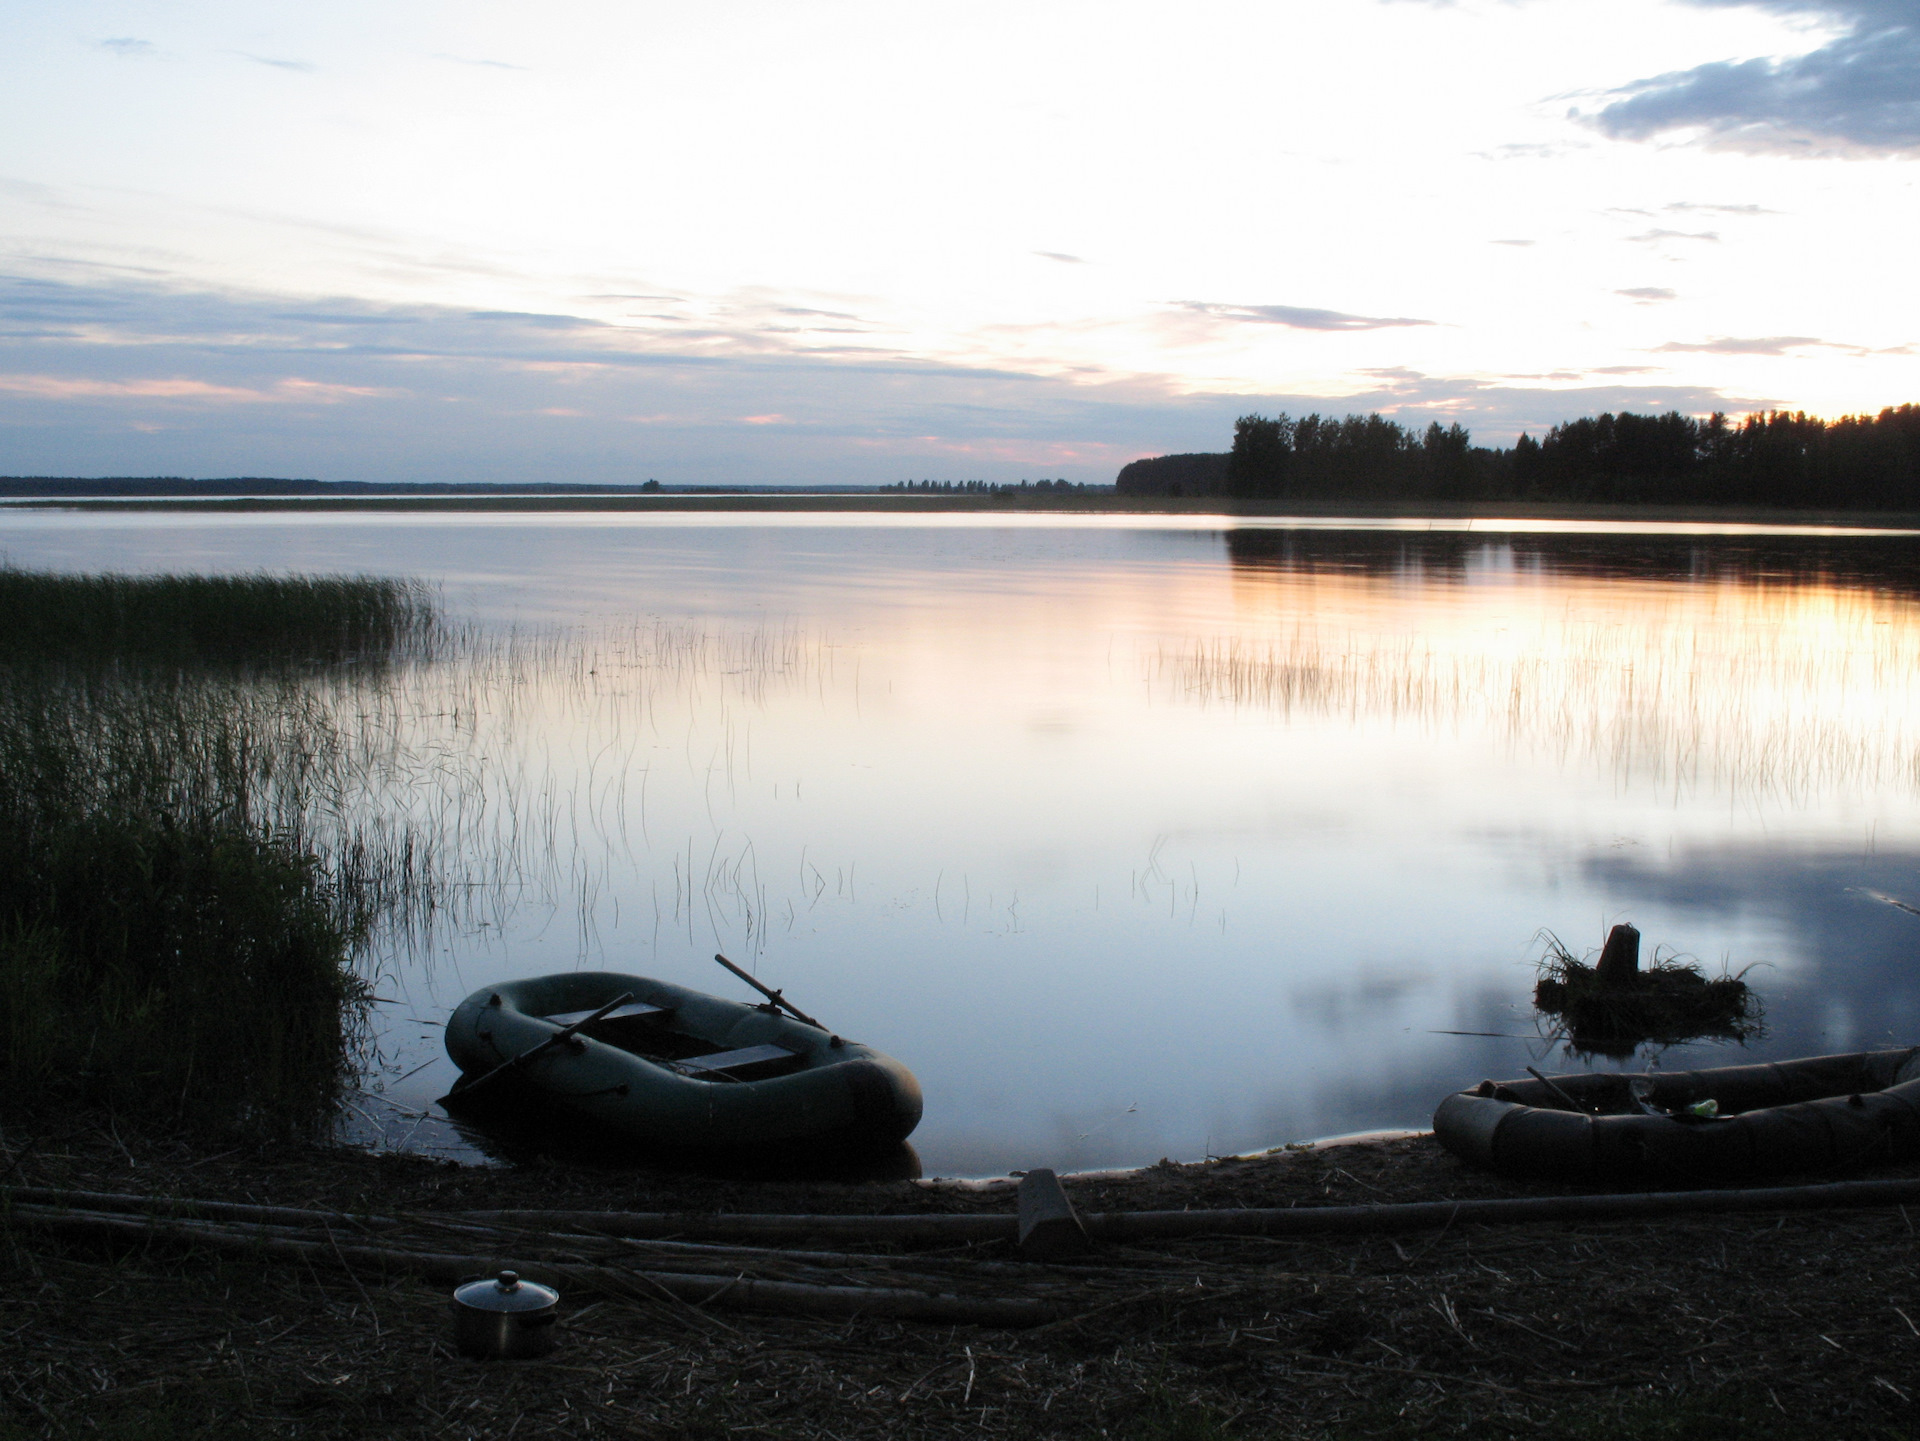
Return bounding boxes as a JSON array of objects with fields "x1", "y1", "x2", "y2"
[
  {"x1": 0, "y1": 571, "x2": 441, "y2": 1138},
  {"x1": 0, "y1": 568, "x2": 439, "y2": 667}
]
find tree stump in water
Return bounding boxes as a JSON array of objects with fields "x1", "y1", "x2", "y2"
[{"x1": 1595, "y1": 923, "x2": 1641, "y2": 988}]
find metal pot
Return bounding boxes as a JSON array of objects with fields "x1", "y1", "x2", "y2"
[{"x1": 450, "y1": 1270, "x2": 560, "y2": 1359}]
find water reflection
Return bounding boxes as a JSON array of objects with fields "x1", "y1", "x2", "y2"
[
  {"x1": 1582, "y1": 847, "x2": 1920, "y2": 1057},
  {"x1": 440, "y1": 1083, "x2": 924, "y2": 1181},
  {"x1": 3, "y1": 512, "x2": 1919, "y2": 1173},
  {"x1": 1226, "y1": 528, "x2": 1920, "y2": 591},
  {"x1": 1202, "y1": 533, "x2": 1920, "y2": 803}
]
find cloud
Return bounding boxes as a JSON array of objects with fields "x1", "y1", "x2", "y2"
[
  {"x1": 1332, "y1": 365, "x2": 1766, "y2": 437},
  {"x1": 237, "y1": 53, "x2": 317, "y2": 73},
  {"x1": 467, "y1": 309, "x2": 599, "y2": 329},
  {"x1": 0, "y1": 373, "x2": 389, "y2": 403},
  {"x1": 1664, "y1": 201, "x2": 1779, "y2": 215},
  {"x1": 433, "y1": 54, "x2": 529, "y2": 71},
  {"x1": 1492, "y1": 238, "x2": 1536, "y2": 247},
  {"x1": 1034, "y1": 251, "x2": 1086, "y2": 264},
  {"x1": 97, "y1": 38, "x2": 157, "y2": 58},
  {"x1": 1590, "y1": 1, "x2": 1920, "y2": 155},
  {"x1": 1477, "y1": 141, "x2": 1588, "y2": 160},
  {"x1": 1617, "y1": 287, "x2": 1678, "y2": 301},
  {"x1": 1177, "y1": 302, "x2": 1435, "y2": 332},
  {"x1": 1655, "y1": 335, "x2": 1826, "y2": 355},
  {"x1": 1626, "y1": 229, "x2": 1719, "y2": 243},
  {"x1": 0, "y1": 275, "x2": 1766, "y2": 482}
]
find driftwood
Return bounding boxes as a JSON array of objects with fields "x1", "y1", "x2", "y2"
[
  {"x1": 19, "y1": 1174, "x2": 1920, "y2": 1248},
  {"x1": 469, "y1": 1206, "x2": 1018, "y2": 1244},
  {"x1": 0, "y1": 1187, "x2": 1060, "y2": 1277},
  {"x1": 18, "y1": 1174, "x2": 1920, "y2": 1331},
  {"x1": 6, "y1": 1203, "x2": 1056, "y2": 1327},
  {"x1": 464, "y1": 1175, "x2": 1920, "y2": 1242}
]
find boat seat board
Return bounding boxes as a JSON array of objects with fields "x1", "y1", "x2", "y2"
[
  {"x1": 680, "y1": 1043, "x2": 802, "y2": 1075},
  {"x1": 541, "y1": 1002, "x2": 671, "y2": 1026}
]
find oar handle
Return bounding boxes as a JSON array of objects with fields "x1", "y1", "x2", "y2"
[
  {"x1": 713, "y1": 953, "x2": 826, "y2": 1030},
  {"x1": 444, "y1": 991, "x2": 635, "y2": 1102},
  {"x1": 1525, "y1": 1065, "x2": 1587, "y2": 1113}
]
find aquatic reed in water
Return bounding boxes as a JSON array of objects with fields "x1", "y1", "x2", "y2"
[
  {"x1": 0, "y1": 569, "x2": 827, "y2": 1137},
  {"x1": 1157, "y1": 572, "x2": 1920, "y2": 804},
  {"x1": 0, "y1": 571, "x2": 445, "y2": 1137},
  {"x1": 0, "y1": 567, "x2": 439, "y2": 667}
]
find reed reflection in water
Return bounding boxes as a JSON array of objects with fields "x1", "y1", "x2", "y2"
[{"x1": 1170, "y1": 568, "x2": 1920, "y2": 805}]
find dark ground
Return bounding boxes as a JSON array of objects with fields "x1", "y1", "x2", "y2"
[{"x1": 7, "y1": 1125, "x2": 1920, "y2": 1440}]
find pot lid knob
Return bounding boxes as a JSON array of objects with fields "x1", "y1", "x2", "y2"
[{"x1": 453, "y1": 1269, "x2": 560, "y2": 1312}]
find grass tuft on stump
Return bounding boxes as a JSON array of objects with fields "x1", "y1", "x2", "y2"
[{"x1": 1533, "y1": 930, "x2": 1761, "y2": 1060}]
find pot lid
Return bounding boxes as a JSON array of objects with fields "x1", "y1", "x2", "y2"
[{"x1": 452, "y1": 1270, "x2": 559, "y2": 1313}]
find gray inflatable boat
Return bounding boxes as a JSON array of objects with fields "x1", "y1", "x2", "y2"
[
  {"x1": 443, "y1": 970, "x2": 922, "y2": 1153},
  {"x1": 1435, "y1": 1049, "x2": 1920, "y2": 1183}
]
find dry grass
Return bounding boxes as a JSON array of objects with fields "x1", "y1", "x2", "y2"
[{"x1": 8, "y1": 1125, "x2": 1920, "y2": 1439}]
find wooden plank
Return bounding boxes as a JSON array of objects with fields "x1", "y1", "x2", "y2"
[
  {"x1": 541, "y1": 1001, "x2": 669, "y2": 1026},
  {"x1": 679, "y1": 1044, "x2": 799, "y2": 1074},
  {"x1": 1017, "y1": 1168, "x2": 1089, "y2": 1259}
]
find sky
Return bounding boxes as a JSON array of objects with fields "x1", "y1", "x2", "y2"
[{"x1": 1, "y1": 0, "x2": 1916, "y2": 485}]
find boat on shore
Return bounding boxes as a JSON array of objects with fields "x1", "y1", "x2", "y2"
[
  {"x1": 1435, "y1": 1048, "x2": 1920, "y2": 1183},
  {"x1": 442, "y1": 970, "x2": 922, "y2": 1154}
]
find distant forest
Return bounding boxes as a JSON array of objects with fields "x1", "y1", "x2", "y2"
[{"x1": 1117, "y1": 404, "x2": 1920, "y2": 510}]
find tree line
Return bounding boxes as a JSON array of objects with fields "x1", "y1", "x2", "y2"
[
  {"x1": 882, "y1": 478, "x2": 1093, "y2": 495},
  {"x1": 1119, "y1": 404, "x2": 1920, "y2": 509}
]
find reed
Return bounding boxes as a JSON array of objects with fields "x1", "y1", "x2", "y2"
[
  {"x1": 0, "y1": 571, "x2": 445, "y2": 1137},
  {"x1": 0, "y1": 567, "x2": 438, "y2": 666}
]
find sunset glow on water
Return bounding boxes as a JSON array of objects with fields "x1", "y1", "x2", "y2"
[{"x1": 7, "y1": 508, "x2": 1919, "y2": 1174}]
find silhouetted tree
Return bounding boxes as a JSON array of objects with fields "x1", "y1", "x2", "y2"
[{"x1": 1165, "y1": 402, "x2": 1920, "y2": 510}]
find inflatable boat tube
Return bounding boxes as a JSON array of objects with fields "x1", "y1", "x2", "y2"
[
  {"x1": 444, "y1": 971, "x2": 922, "y2": 1153},
  {"x1": 1434, "y1": 1048, "x2": 1920, "y2": 1183}
]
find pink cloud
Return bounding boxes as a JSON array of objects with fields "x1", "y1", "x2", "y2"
[{"x1": 0, "y1": 374, "x2": 391, "y2": 404}]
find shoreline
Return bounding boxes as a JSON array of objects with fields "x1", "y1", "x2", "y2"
[
  {"x1": 915, "y1": 1129, "x2": 1435, "y2": 1193},
  {"x1": 4, "y1": 490, "x2": 1920, "y2": 531}
]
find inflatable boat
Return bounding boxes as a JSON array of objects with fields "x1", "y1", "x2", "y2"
[
  {"x1": 442, "y1": 970, "x2": 922, "y2": 1153},
  {"x1": 1435, "y1": 1048, "x2": 1920, "y2": 1183}
]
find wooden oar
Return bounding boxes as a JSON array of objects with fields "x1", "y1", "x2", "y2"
[
  {"x1": 439, "y1": 991, "x2": 635, "y2": 1105},
  {"x1": 713, "y1": 953, "x2": 826, "y2": 1030}
]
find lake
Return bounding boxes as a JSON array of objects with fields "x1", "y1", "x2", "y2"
[{"x1": 6, "y1": 506, "x2": 1920, "y2": 1176}]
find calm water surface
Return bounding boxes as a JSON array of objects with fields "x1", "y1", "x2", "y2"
[{"x1": 6, "y1": 509, "x2": 1920, "y2": 1175}]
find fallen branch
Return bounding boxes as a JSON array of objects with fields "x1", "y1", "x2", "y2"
[
  {"x1": 468, "y1": 1175, "x2": 1920, "y2": 1243},
  {"x1": 18, "y1": 1172, "x2": 1920, "y2": 1252},
  {"x1": 6, "y1": 1204, "x2": 1057, "y2": 1327}
]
